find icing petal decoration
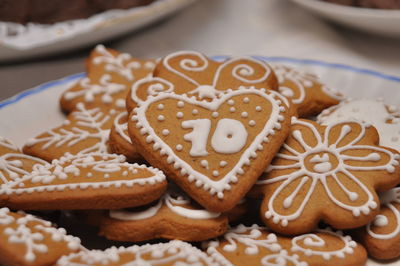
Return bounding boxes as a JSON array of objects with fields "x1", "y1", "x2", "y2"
[
  {"x1": 126, "y1": 51, "x2": 278, "y2": 112},
  {"x1": 60, "y1": 45, "x2": 156, "y2": 113},
  {"x1": 56, "y1": 240, "x2": 215, "y2": 266},
  {"x1": 100, "y1": 186, "x2": 229, "y2": 242},
  {"x1": 272, "y1": 64, "x2": 343, "y2": 117},
  {"x1": 318, "y1": 98, "x2": 400, "y2": 152},
  {"x1": 128, "y1": 87, "x2": 291, "y2": 212},
  {"x1": 0, "y1": 137, "x2": 49, "y2": 186},
  {"x1": 23, "y1": 103, "x2": 118, "y2": 162},
  {"x1": 0, "y1": 208, "x2": 81, "y2": 266},
  {"x1": 3, "y1": 153, "x2": 167, "y2": 210},
  {"x1": 356, "y1": 187, "x2": 400, "y2": 259},
  {"x1": 204, "y1": 224, "x2": 366, "y2": 266},
  {"x1": 258, "y1": 118, "x2": 400, "y2": 235}
]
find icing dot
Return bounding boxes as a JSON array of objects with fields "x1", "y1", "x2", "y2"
[
  {"x1": 228, "y1": 99, "x2": 235, "y2": 105},
  {"x1": 256, "y1": 106, "x2": 262, "y2": 111},
  {"x1": 249, "y1": 120, "x2": 256, "y2": 126},
  {"x1": 162, "y1": 129, "x2": 170, "y2": 136},
  {"x1": 243, "y1": 97, "x2": 250, "y2": 103},
  {"x1": 176, "y1": 144, "x2": 183, "y2": 151},
  {"x1": 87, "y1": 172, "x2": 93, "y2": 177},
  {"x1": 157, "y1": 104, "x2": 164, "y2": 110},
  {"x1": 176, "y1": 112, "x2": 184, "y2": 118},
  {"x1": 63, "y1": 120, "x2": 71, "y2": 126},
  {"x1": 213, "y1": 170, "x2": 219, "y2": 177},
  {"x1": 241, "y1": 112, "x2": 248, "y2": 118},
  {"x1": 230, "y1": 107, "x2": 236, "y2": 113},
  {"x1": 212, "y1": 112, "x2": 219, "y2": 118},
  {"x1": 116, "y1": 99, "x2": 125, "y2": 108},
  {"x1": 157, "y1": 115, "x2": 165, "y2": 121},
  {"x1": 220, "y1": 161, "x2": 227, "y2": 167},
  {"x1": 200, "y1": 160, "x2": 209, "y2": 169},
  {"x1": 104, "y1": 174, "x2": 110, "y2": 178},
  {"x1": 177, "y1": 101, "x2": 185, "y2": 108},
  {"x1": 192, "y1": 109, "x2": 199, "y2": 115}
]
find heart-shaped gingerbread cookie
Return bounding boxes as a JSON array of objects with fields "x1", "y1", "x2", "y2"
[{"x1": 129, "y1": 88, "x2": 291, "y2": 212}]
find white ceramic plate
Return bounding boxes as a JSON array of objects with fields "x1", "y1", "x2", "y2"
[
  {"x1": 0, "y1": 0, "x2": 195, "y2": 61},
  {"x1": 290, "y1": 0, "x2": 400, "y2": 37},
  {"x1": 0, "y1": 57, "x2": 399, "y2": 265}
]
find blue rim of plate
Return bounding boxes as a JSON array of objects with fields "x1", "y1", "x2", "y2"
[{"x1": 1, "y1": 56, "x2": 400, "y2": 110}]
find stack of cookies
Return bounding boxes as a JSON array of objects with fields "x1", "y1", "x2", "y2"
[{"x1": 0, "y1": 45, "x2": 399, "y2": 265}]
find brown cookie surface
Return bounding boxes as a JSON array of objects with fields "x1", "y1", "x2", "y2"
[
  {"x1": 60, "y1": 45, "x2": 155, "y2": 114},
  {"x1": 0, "y1": 208, "x2": 81, "y2": 266},
  {"x1": 100, "y1": 186, "x2": 228, "y2": 242},
  {"x1": 205, "y1": 224, "x2": 367, "y2": 266},
  {"x1": 4, "y1": 153, "x2": 167, "y2": 210},
  {"x1": 129, "y1": 88, "x2": 292, "y2": 212},
  {"x1": 259, "y1": 118, "x2": 400, "y2": 235}
]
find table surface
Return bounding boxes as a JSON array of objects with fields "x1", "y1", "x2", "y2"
[{"x1": 0, "y1": 0, "x2": 399, "y2": 102}]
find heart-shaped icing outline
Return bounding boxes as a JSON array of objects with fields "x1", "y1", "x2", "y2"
[{"x1": 131, "y1": 87, "x2": 287, "y2": 199}]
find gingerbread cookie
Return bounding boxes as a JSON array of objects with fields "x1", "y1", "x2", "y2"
[
  {"x1": 258, "y1": 118, "x2": 400, "y2": 235},
  {"x1": 356, "y1": 187, "x2": 400, "y2": 259},
  {"x1": 318, "y1": 98, "x2": 400, "y2": 151},
  {"x1": 60, "y1": 45, "x2": 155, "y2": 114},
  {"x1": 3, "y1": 153, "x2": 167, "y2": 210},
  {"x1": 0, "y1": 136, "x2": 49, "y2": 186},
  {"x1": 56, "y1": 240, "x2": 214, "y2": 265},
  {"x1": 0, "y1": 207, "x2": 81, "y2": 266},
  {"x1": 109, "y1": 111, "x2": 144, "y2": 162},
  {"x1": 128, "y1": 88, "x2": 292, "y2": 212},
  {"x1": 272, "y1": 64, "x2": 342, "y2": 117},
  {"x1": 100, "y1": 185, "x2": 228, "y2": 242},
  {"x1": 23, "y1": 103, "x2": 117, "y2": 162},
  {"x1": 205, "y1": 224, "x2": 367, "y2": 266},
  {"x1": 126, "y1": 51, "x2": 278, "y2": 112}
]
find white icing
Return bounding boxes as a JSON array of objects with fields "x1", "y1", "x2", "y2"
[
  {"x1": 25, "y1": 104, "x2": 111, "y2": 154},
  {"x1": 56, "y1": 240, "x2": 214, "y2": 266},
  {"x1": 317, "y1": 99, "x2": 400, "y2": 151},
  {"x1": 273, "y1": 64, "x2": 343, "y2": 105},
  {"x1": 367, "y1": 187, "x2": 400, "y2": 239},
  {"x1": 5, "y1": 153, "x2": 166, "y2": 194},
  {"x1": 182, "y1": 119, "x2": 211, "y2": 157},
  {"x1": 113, "y1": 111, "x2": 132, "y2": 144},
  {"x1": 132, "y1": 88, "x2": 287, "y2": 198},
  {"x1": 109, "y1": 188, "x2": 220, "y2": 221},
  {"x1": 261, "y1": 118, "x2": 399, "y2": 227},
  {"x1": 291, "y1": 228, "x2": 357, "y2": 260},
  {"x1": 0, "y1": 208, "x2": 80, "y2": 263},
  {"x1": 211, "y1": 119, "x2": 248, "y2": 154}
]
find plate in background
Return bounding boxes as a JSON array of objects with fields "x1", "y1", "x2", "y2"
[
  {"x1": 290, "y1": 0, "x2": 400, "y2": 37},
  {"x1": 0, "y1": 0, "x2": 195, "y2": 61}
]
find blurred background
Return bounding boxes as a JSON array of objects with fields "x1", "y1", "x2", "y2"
[{"x1": 0, "y1": 0, "x2": 399, "y2": 101}]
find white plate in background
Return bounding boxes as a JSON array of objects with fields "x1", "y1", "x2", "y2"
[
  {"x1": 0, "y1": 57, "x2": 399, "y2": 265},
  {"x1": 290, "y1": 0, "x2": 400, "y2": 37},
  {"x1": 0, "y1": 0, "x2": 195, "y2": 61}
]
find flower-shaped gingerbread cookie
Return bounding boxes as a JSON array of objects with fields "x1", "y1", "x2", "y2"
[
  {"x1": 318, "y1": 98, "x2": 400, "y2": 151},
  {"x1": 126, "y1": 50, "x2": 278, "y2": 112},
  {"x1": 100, "y1": 186, "x2": 228, "y2": 242},
  {"x1": 56, "y1": 240, "x2": 214, "y2": 266},
  {"x1": 259, "y1": 118, "x2": 400, "y2": 235},
  {"x1": 23, "y1": 103, "x2": 117, "y2": 162},
  {"x1": 272, "y1": 64, "x2": 342, "y2": 117},
  {"x1": 356, "y1": 187, "x2": 400, "y2": 259},
  {"x1": 0, "y1": 208, "x2": 81, "y2": 266},
  {"x1": 4, "y1": 153, "x2": 167, "y2": 210},
  {"x1": 60, "y1": 45, "x2": 155, "y2": 113},
  {"x1": 129, "y1": 88, "x2": 291, "y2": 212},
  {"x1": 205, "y1": 224, "x2": 367, "y2": 266}
]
